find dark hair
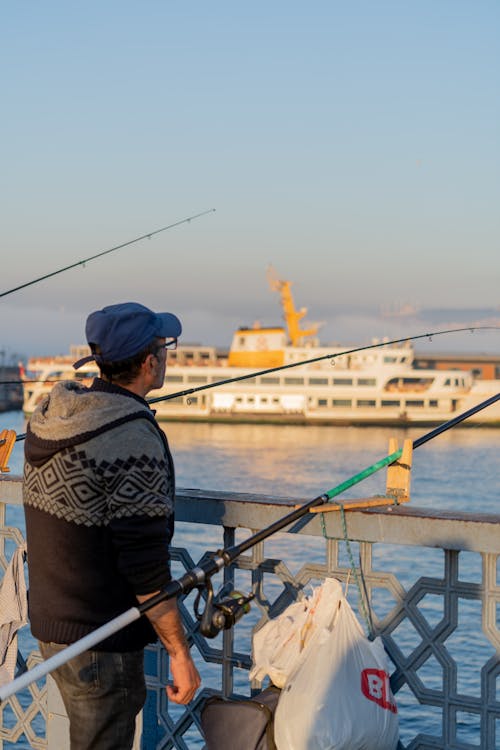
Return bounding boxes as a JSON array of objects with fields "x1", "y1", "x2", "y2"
[{"x1": 91, "y1": 338, "x2": 161, "y2": 385}]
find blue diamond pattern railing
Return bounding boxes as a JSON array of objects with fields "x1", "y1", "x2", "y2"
[{"x1": 1, "y1": 476, "x2": 500, "y2": 749}]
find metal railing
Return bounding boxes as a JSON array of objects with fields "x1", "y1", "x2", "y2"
[{"x1": 1, "y1": 474, "x2": 500, "y2": 749}]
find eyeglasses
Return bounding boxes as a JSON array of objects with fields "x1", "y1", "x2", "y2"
[{"x1": 156, "y1": 338, "x2": 178, "y2": 353}]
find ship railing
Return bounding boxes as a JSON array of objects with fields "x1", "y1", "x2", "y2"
[{"x1": 1, "y1": 475, "x2": 500, "y2": 749}]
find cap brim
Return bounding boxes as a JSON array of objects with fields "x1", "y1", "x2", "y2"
[
  {"x1": 156, "y1": 312, "x2": 182, "y2": 338},
  {"x1": 73, "y1": 354, "x2": 96, "y2": 370}
]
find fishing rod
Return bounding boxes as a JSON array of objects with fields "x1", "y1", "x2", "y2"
[
  {"x1": 0, "y1": 209, "x2": 216, "y2": 299},
  {"x1": 7, "y1": 324, "x2": 500, "y2": 445},
  {"x1": 149, "y1": 325, "x2": 499, "y2": 404},
  {"x1": 2, "y1": 324, "x2": 498, "y2": 393},
  {"x1": 0, "y1": 391, "x2": 498, "y2": 702},
  {"x1": 0, "y1": 323, "x2": 491, "y2": 388}
]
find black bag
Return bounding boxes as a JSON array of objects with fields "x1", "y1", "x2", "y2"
[{"x1": 201, "y1": 685, "x2": 281, "y2": 750}]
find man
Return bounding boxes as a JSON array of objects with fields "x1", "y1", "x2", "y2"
[{"x1": 23, "y1": 302, "x2": 200, "y2": 750}]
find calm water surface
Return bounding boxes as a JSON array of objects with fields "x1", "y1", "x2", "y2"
[{"x1": 2, "y1": 411, "x2": 499, "y2": 747}]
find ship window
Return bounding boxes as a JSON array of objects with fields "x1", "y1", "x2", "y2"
[
  {"x1": 357, "y1": 399, "x2": 376, "y2": 407},
  {"x1": 309, "y1": 377, "x2": 328, "y2": 385},
  {"x1": 358, "y1": 378, "x2": 376, "y2": 386},
  {"x1": 318, "y1": 398, "x2": 328, "y2": 407},
  {"x1": 284, "y1": 377, "x2": 304, "y2": 385},
  {"x1": 244, "y1": 377, "x2": 257, "y2": 384},
  {"x1": 261, "y1": 397, "x2": 268, "y2": 403},
  {"x1": 444, "y1": 378, "x2": 451, "y2": 386},
  {"x1": 333, "y1": 378, "x2": 353, "y2": 386},
  {"x1": 236, "y1": 397, "x2": 243, "y2": 403},
  {"x1": 386, "y1": 376, "x2": 434, "y2": 390},
  {"x1": 239, "y1": 337, "x2": 246, "y2": 346},
  {"x1": 383, "y1": 356, "x2": 397, "y2": 363},
  {"x1": 189, "y1": 396, "x2": 198, "y2": 404},
  {"x1": 187, "y1": 376, "x2": 207, "y2": 383},
  {"x1": 247, "y1": 397, "x2": 255, "y2": 403},
  {"x1": 496, "y1": 366, "x2": 500, "y2": 379},
  {"x1": 333, "y1": 399, "x2": 351, "y2": 407},
  {"x1": 429, "y1": 400, "x2": 438, "y2": 407},
  {"x1": 260, "y1": 376, "x2": 280, "y2": 384},
  {"x1": 406, "y1": 400, "x2": 424, "y2": 407},
  {"x1": 272, "y1": 397, "x2": 280, "y2": 403},
  {"x1": 381, "y1": 400, "x2": 400, "y2": 407},
  {"x1": 166, "y1": 375, "x2": 184, "y2": 383},
  {"x1": 211, "y1": 376, "x2": 223, "y2": 383},
  {"x1": 168, "y1": 396, "x2": 183, "y2": 404}
]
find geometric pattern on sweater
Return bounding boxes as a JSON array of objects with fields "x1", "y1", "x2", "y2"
[{"x1": 23, "y1": 446, "x2": 173, "y2": 527}]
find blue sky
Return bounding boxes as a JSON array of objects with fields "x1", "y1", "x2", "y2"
[{"x1": 1, "y1": 1, "x2": 499, "y2": 359}]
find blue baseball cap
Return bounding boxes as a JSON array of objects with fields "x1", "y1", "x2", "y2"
[{"x1": 73, "y1": 302, "x2": 182, "y2": 369}]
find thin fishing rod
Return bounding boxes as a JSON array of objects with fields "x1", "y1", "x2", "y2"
[
  {"x1": 148, "y1": 325, "x2": 500, "y2": 404},
  {"x1": 8, "y1": 324, "x2": 500, "y2": 444},
  {"x1": 1, "y1": 392, "x2": 498, "y2": 702},
  {"x1": 0, "y1": 209, "x2": 216, "y2": 299},
  {"x1": 2, "y1": 324, "x2": 498, "y2": 392}
]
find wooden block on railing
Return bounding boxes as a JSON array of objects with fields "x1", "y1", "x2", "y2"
[
  {"x1": 309, "y1": 495, "x2": 408, "y2": 513},
  {"x1": 0, "y1": 429, "x2": 17, "y2": 473},
  {"x1": 386, "y1": 437, "x2": 412, "y2": 502}
]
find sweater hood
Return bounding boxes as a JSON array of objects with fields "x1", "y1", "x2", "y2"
[{"x1": 25, "y1": 380, "x2": 156, "y2": 466}]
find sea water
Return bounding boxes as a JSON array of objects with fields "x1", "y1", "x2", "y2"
[{"x1": 2, "y1": 410, "x2": 500, "y2": 748}]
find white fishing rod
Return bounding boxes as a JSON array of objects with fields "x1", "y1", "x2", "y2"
[{"x1": 1, "y1": 392, "x2": 499, "y2": 703}]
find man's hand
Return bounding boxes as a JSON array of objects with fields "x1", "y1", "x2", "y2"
[
  {"x1": 137, "y1": 593, "x2": 201, "y2": 703},
  {"x1": 168, "y1": 652, "x2": 201, "y2": 704}
]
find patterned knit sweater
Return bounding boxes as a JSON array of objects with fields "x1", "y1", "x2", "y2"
[{"x1": 23, "y1": 378, "x2": 175, "y2": 651}]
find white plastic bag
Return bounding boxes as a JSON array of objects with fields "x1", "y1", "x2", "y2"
[
  {"x1": 274, "y1": 579, "x2": 399, "y2": 750},
  {"x1": 250, "y1": 578, "x2": 343, "y2": 688}
]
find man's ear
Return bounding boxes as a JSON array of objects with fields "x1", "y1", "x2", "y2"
[{"x1": 142, "y1": 353, "x2": 156, "y2": 373}]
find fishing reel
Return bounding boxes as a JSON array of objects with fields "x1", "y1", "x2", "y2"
[{"x1": 194, "y1": 578, "x2": 254, "y2": 638}]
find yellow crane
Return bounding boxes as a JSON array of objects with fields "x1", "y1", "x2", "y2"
[{"x1": 267, "y1": 266, "x2": 320, "y2": 346}]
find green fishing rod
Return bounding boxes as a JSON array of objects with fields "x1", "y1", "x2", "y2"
[
  {"x1": 0, "y1": 209, "x2": 216, "y2": 299},
  {"x1": 0, "y1": 391, "x2": 498, "y2": 702}
]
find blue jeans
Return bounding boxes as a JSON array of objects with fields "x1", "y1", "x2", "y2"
[{"x1": 39, "y1": 642, "x2": 146, "y2": 750}]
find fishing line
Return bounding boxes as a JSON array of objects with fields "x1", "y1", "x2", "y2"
[
  {"x1": 0, "y1": 392, "x2": 498, "y2": 701},
  {"x1": 0, "y1": 209, "x2": 216, "y2": 299}
]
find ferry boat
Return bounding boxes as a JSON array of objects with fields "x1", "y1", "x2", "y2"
[{"x1": 21, "y1": 274, "x2": 500, "y2": 426}]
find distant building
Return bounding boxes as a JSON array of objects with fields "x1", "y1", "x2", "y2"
[
  {"x1": 0, "y1": 366, "x2": 23, "y2": 412},
  {"x1": 414, "y1": 353, "x2": 500, "y2": 380}
]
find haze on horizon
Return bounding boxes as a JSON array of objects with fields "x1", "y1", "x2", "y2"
[{"x1": 1, "y1": 1, "x2": 499, "y2": 362}]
